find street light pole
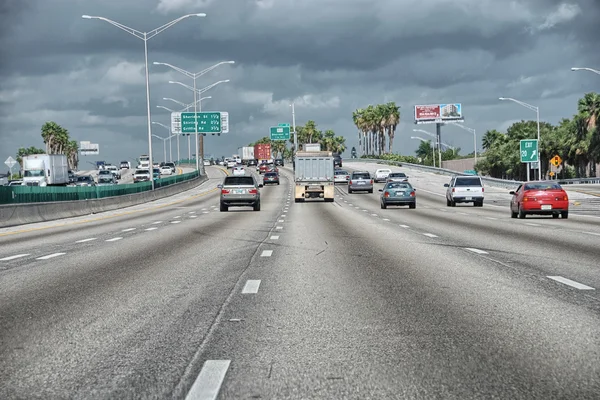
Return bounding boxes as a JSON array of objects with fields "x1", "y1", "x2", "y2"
[
  {"x1": 447, "y1": 122, "x2": 477, "y2": 165},
  {"x1": 156, "y1": 106, "x2": 180, "y2": 163},
  {"x1": 291, "y1": 102, "x2": 297, "y2": 162},
  {"x1": 82, "y1": 13, "x2": 206, "y2": 190},
  {"x1": 154, "y1": 61, "x2": 234, "y2": 174},
  {"x1": 499, "y1": 97, "x2": 542, "y2": 180},
  {"x1": 571, "y1": 67, "x2": 600, "y2": 75},
  {"x1": 152, "y1": 121, "x2": 174, "y2": 162}
]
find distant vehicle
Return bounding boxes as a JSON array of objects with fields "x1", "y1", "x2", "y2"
[
  {"x1": 379, "y1": 182, "x2": 416, "y2": 209},
  {"x1": 232, "y1": 166, "x2": 246, "y2": 176},
  {"x1": 294, "y1": 151, "x2": 335, "y2": 202},
  {"x1": 218, "y1": 175, "x2": 262, "y2": 212},
  {"x1": 226, "y1": 160, "x2": 236, "y2": 168},
  {"x1": 510, "y1": 181, "x2": 569, "y2": 219},
  {"x1": 138, "y1": 155, "x2": 150, "y2": 169},
  {"x1": 444, "y1": 176, "x2": 484, "y2": 207},
  {"x1": 133, "y1": 169, "x2": 150, "y2": 183},
  {"x1": 97, "y1": 175, "x2": 116, "y2": 186},
  {"x1": 386, "y1": 172, "x2": 409, "y2": 183},
  {"x1": 160, "y1": 166, "x2": 173, "y2": 175},
  {"x1": 98, "y1": 170, "x2": 113, "y2": 179},
  {"x1": 163, "y1": 162, "x2": 176, "y2": 173},
  {"x1": 68, "y1": 170, "x2": 77, "y2": 184},
  {"x1": 104, "y1": 165, "x2": 121, "y2": 180},
  {"x1": 274, "y1": 158, "x2": 284, "y2": 166},
  {"x1": 263, "y1": 171, "x2": 280, "y2": 185},
  {"x1": 238, "y1": 146, "x2": 255, "y2": 164},
  {"x1": 203, "y1": 159, "x2": 211, "y2": 166},
  {"x1": 75, "y1": 175, "x2": 95, "y2": 187},
  {"x1": 374, "y1": 168, "x2": 392, "y2": 183},
  {"x1": 333, "y1": 153, "x2": 342, "y2": 168},
  {"x1": 22, "y1": 154, "x2": 69, "y2": 187},
  {"x1": 120, "y1": 161, "x2": 130, "y2": 169},
  {"x1": 334, "y1": 169, "x2": 350, "y2": 183},
  {"x1": 152, "y1": 168, "x2": 160, "y2": 180},
  {"x1": 348, "y1": 171, "x2": 373, "y2": 194},
  {"x1": 8, "y1": 180, "x2": 23, "y2": 186}
]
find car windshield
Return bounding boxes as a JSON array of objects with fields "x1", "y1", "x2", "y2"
[
  {"x1": 386, "y1": 183, "x2": 412, "y2": 190},
  {"x1": 98, "y1": 177, "x2": 113, "y2": 183},
  {"x1": 224, "y1": 177, "x2": 255, "y2": 186},
  {"x1": 454, "y1": 177, "x2": 482, "y2": 186},
  {"x1": 135, "y1": 170, "x2": 148, "y2": 175},
  {"x1": 389, "y1": 173, "x2": 406, "y2": 178},
  {"x1": 265, "y1": 173, "x2": 277, "y2": 177},
  {"x1": 335, "y1": 170, "x2": 348, "y2": 175},
  {"x1": 524, "y1": 182, "x2": 563, "y2": 190},
  {"x1": 353, "y1": 173, "x2": 370, "y2": 179},
  {"x1": 77, "y1": 176, "x2": 92, "y2": 182}
]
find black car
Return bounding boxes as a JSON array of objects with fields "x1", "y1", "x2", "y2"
[
  {"x1": 274, "y1": 159, "x2": 284, "y2": 166},
  {"x1": 333, "y1": 153, "x2": 342, "y2": 167},
  {"x1": 263, "y1": 171, "x2": 280, "y2": 185}
]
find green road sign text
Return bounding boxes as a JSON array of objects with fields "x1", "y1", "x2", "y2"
[
  {"x1": 270, "y1": 126, "x2": 290, "y2": 140},
  {"x1": 181, "y1": 112, "x2": 221, "y2": 134},
  {"x1": 520, "y1": 139, "x2": 539, "y2": 163}
]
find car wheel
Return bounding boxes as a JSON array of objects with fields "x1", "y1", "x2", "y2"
[
  {"x1": 552, "y1": 213, "x2": 559, "y2": 218},
  {"x1": 348, "y1": 189, "x2": 352, "y2": 194},
  {"x1": 409, "y1": 202, "x2": 416, "y2": 209},
  {"x1": 253, "y1": 201, "x2": 261, "y2": 211},
  {"x1": 510, "y1": 207, "x2": 518, "y2": 218},
  {"x1": 518, "y1": 205, "x2": 526, "y2": 219},
  {"x1": 220, "y1": 203, "x2": 228, "y2": 212},
  {"x1": 381, "y1": 201, "x2": 387, "y2": 209},
  {"x1": 561, "y1": 211, "x2": 568, "y2": 219},
  {"x1": 446, "y1": 198, "x2": 451, "y2": 207},
  {"x1": 277, "y1": 182, "x2": 280, "y2": 185},
  {"x1": 475, "y1": 201, "x2": 483, "y2": 207},
  {"x1": 368, "y1": 189, "x2": 373, "y2": 193},
  {"x1": 451, "y1": 200, "x2": 456, "y2": 207}
]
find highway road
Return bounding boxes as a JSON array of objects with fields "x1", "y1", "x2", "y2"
[
  {"x1": 77, "y1": 165, "x2": 193, "y2": 184},
  {"x1": 1, "y1": 165, "x2": 599, "y2": 399}
]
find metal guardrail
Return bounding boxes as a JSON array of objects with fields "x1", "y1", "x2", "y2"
[{"x1": 346, "y1": 158, "x2": 600, "y2": 188}]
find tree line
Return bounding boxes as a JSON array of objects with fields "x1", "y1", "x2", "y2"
[
  {"x1": 248, "y1": 120, "x2": 347, "y2": 159},
  {"x1": 477, "y1": 92, "x2": 600, "y2": 180},
  {"x1": 16, "y1": 121, "x2": 79, "y2": 170},
  {"x1": 352, "y1": 102, "x2": 401, "y2": 155}
]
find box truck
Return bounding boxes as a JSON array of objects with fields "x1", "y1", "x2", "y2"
[
  {"x1": 254, "y1": 144, "x2": 271, "y2": 162},
  {"x1": 238, "y1": 146, "x2": 255, "y2": 164},
  {"x1": 22, "y1": 154, "x2": 69, "y2": 187}
]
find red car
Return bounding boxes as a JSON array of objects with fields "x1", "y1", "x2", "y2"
[{"x1": 509, "y1": 181, "x2": 569, "y2": 219}]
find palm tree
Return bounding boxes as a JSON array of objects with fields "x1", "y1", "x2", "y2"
[
  {"x1": 385, "y1": 102, "x2": 400, "y2": 154},
  {"x1": 481, "y1": 129, "x2": 503, "y2": 150}
]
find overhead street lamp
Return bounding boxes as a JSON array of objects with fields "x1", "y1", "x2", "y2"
[
  {"x1": 168, "y1": 79, "x2": 230, "y2": 172},
  {"x1": 499, "y1": 97, "x2": 541, "y2": 180},
  {"x1": 155, "y1": 105, "x2": 183, "y2": 163},
  {"x1": 571, "y1": 67, "x2": 600, "y2": 75},
  {"x1": 155, "y1": 61, "x2": 234, "y2": 174},
  {"x1": 446, "y1": 122, "x2": 477, "y2": 165},
  {"x1": 152, "y1": 133, "x2": 177, "y2": 163},
  {"x1": 82, "y1": 13, "x2": 206, "y2": 190},
  {"x1": 413, "y1": 128, "x2": 441, "y2": 167},
  {"x1": 163, "y1": 96, "x2": 212, "y2": 110},
  {"x1": 291, "y1": 103, "x2": 297, "y2": 160},
  {"x1": 152, "y1": 122, "x2": 173, "y2": 162},
  {"x1": 411, "y1": 136, "x2": 435, "y2": 167}
]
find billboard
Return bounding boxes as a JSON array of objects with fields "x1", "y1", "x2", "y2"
[
  {"x1": 80, "y1": 141, "x2": 99, "y2": 155},
  {"x1": 414, "y1": 103, "x2": 463, "y2": 124}
]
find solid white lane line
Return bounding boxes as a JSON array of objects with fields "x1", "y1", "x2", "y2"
[
  {"x1": 582, "y1": 231, "x2": 600, "y2": 236},
  {"x1": 465, "y1": 248, "x2": 488, "y2": 254},
  {"x1": 242, "y1": 280, "x2": 261, "y2": 294},
  {"x1": 76, "y1": 238, "x2": 97, "y2": 243},
  {"x1": 106, "y1": 237, "x2": 123, "y2": 242},
  {"x1": 145, "y1": 227, "x2": 158, "y2": 231},
  {"x1": 423, "y1": 233, "x2": 438, "y2": 238},
  {"x1": 171, "y1": 221, "x2": 182, "y2": 224},
  {"x1": 122, "y1": 228, "x2": 136, "y2": 232},
  {"x1": 525, "y1": 223, "x2": 540, "y2": 226},
  {"x1": 0, "y1": 254, "x2": 30, "y2": 261},
  {"x1": 261, "y1": 250, "x2": 273, "y2": 257},
  {"x1": 36, "y1": 253, "x2": 66, "y2": 260},
  {"x1": 270, "y1": 235, "x2": 279, "y2": 240},
  {"x1": 547, "y1": 276, "x2": 595, "y2": 290},
  {"x1": 185, "y1": 360, "x2": 231, "y2": 400},
  {"x1": 399, "y1": 224, "x2": 410, "y2": 228}
]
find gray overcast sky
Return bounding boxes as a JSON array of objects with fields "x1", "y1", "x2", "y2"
[{"x1": 1, "y1": 0, "x2": 599, "y2": 169}]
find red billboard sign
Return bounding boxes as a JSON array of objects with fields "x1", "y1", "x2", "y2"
[
  {"x1": 414, "y1": 103, "x2": 463, "y2": 124},
  {"x1": 415, "y1": 105, "x2": 441, "y2": 120}
]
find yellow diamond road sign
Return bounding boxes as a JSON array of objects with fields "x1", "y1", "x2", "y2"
[{"x1": 551, "y1": 155, "x2": 562, "y2": 166}]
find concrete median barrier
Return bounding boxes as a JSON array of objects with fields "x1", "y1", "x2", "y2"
[{"x1": 0, "y1": 174, "x2": 208, "y2": 228}]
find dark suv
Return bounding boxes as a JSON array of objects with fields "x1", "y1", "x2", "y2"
[
  {"x1": 219, "y1": 175, "x2": 263, "y2": 211},
  {"x1": 333, "y1": 153, "x2": 342, "y2": 167}
]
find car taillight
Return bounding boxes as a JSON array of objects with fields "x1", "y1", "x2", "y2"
[
  {"x1": 370, "y1": 179, "x2": 373, "y2": 184},
  {"x1": 248, "y1": 189, "x2": 258, "y2": 194},
  {"x1": 452, "y1": 188, "x2": 455, "y2": 192},
  {"x1": 349, "y1": 180, "x2": 352, "y2": 185},
  {"x1": 346, "y1": 176, "x2": 350, "y2": 179},
  {"x1": 410, "y1": 191, "x2": 415, "y2": 197},
  {"x1": 482, "y1": 187, "x2": 484, "y2": 192},
  {"x1": 523, "y1": 196, "x2": 536, "y2": 202},
  {"x1": 563, "y1": 195, "x2": 568, "y2": 201},
  {"x1": 221, "y1": 189, "x2": 230, "y2": 194},
  {"x1": 384, "y1": 191, "x2": 390, "y2": 197}
]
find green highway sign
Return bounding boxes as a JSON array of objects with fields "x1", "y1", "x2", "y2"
[
  {"x1": 181, "y1": 112, "x2": 222, "y2": 134},
  {"x1": 278, "y1": 123, "x2": 290, "y2": 127},
  {"x1": 270, "y1": 126, "x2": 290, "y2": 140},
  {"x1": 520, "y1": 139, "x2": 538, "y2": 163}
]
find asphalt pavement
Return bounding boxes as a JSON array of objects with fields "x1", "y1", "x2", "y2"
[{"x1": 1, "y1": 164, "x2": 599, "y2": 399}]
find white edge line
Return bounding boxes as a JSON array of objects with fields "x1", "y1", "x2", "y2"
[
  {"x1": 547, "y1": 276, "x2": 595, "y2": 290},
  {"x1": 185, "y1": 359, "x2": 231, "y2": 400}
]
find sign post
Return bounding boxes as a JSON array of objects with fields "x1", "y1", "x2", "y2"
[
  {"x1": 551, "y1": 155, "x2": 562, "y2": 180},
  {"x1": 520, "y1": 139, "x2": 539, "y2": 181},
  {"x1": 270, "y1": 126, "x2": 290, "y2": 141}
]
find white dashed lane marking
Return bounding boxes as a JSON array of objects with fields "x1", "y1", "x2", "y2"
[
  {"x1": 275, "y1": 226, "x2": 283, "y2": 230},
  {"x1": 185, "y1": 360, "x2": 230, "y2": 400},
  {"x1": 422, "y1": 233, "x2": 438, "y2": 238},
  {"x1": 190, "y1": 215, "x2": 198, "y2": 218},
  {"x1": 270, "y1": 235, "x2": 279, "y2": 240},
  {"x1": 76, "y1": 238, "x2": 97, "y2": 243},
  {"x1": 171, "y1": 221, "x2": 182, "y2": 224},
  {"x1": 525, "y1": 223, "x2": 540, "y2": 227},
  {"x1": 383, "y1": 218, "x2": 390, "y2": 221},
  {"x1": 547, "y1": 276, "x2": 595, "y2": 290},
  {"x1": 106, "y1": 237, "x2": 123, "y2": 242},
  {"x1": 0, "y1": 254, "x2": 30, "y2": 261},
  {"x1": 278, "y1": 219, "x2": 284, "y2": 222},
  {"x1": 399, "y1": 225, "x2": 410, "y2": 228},
  {"x1": 36, "y1": 253, "x2": 66, "y2": 260},
  {"x1": 145, "y1": 227, "x2": 158, "y2": 231},
  {"x1": 241, "y1": 280, "x2": 261, "y2": 294},
  {"x1": 261, "y1": 250, "x2": 273, "y2": 257},
  {"x1": 152, "y1": 221, "x2": 162, "y2": 225},
  {"x1": 465, "y1": 248, "x2": 488, "y2": 254},
  {"x1": 122, "y1": 228, "x2": 136, "y2": 232}
]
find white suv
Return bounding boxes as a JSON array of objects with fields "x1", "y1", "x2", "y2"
[
  {"x1": 374, "y1": 169, "x2": 392, "y2": 183},
  {"x1": 444, "y1": 176, "x2": 484, "y2": 207}
]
